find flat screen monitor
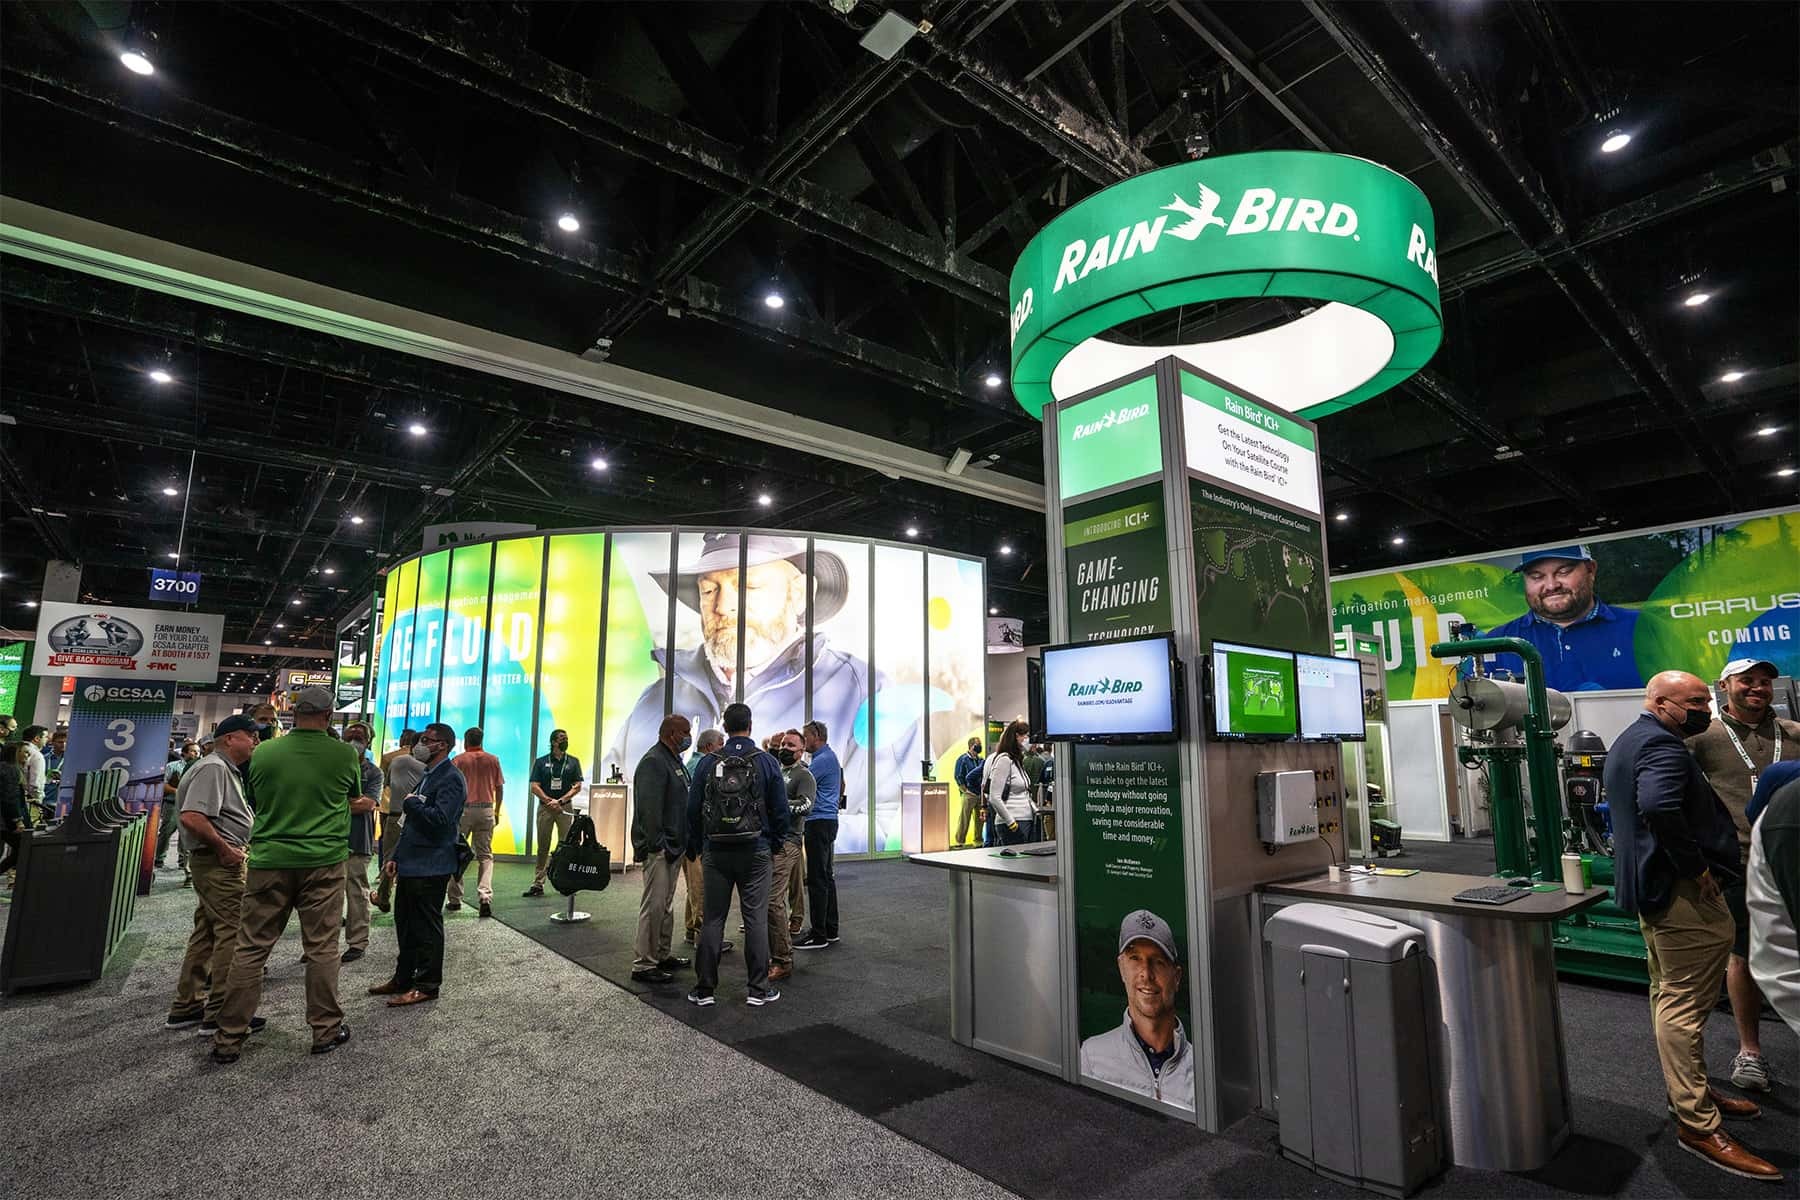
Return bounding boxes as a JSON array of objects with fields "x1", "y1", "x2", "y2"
[
  {"x1": 1209, "y1": 640, "x2": 1298, "y2": 740},
  {"x1": 1296, "y1": 652, "x2": 1367, "y2": 741},
  {"x1": 1041, "y1": 633, "x2": 1179, "y2": 743}
]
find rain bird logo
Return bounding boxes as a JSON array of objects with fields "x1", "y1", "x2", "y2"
[
  {"x1": 1068, "y1": 677, "x2": 1145, "y2": 698},
  {"x1": 1162, "y1": 185, "x2": 1228, "y2": 240},
  {"x1": 1070, "y1": 402, "x2": 1151, "y2": 440}
]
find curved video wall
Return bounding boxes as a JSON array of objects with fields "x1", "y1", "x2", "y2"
[{"x1": 369, "y1": 527, "x2": 987, "y2": 857}]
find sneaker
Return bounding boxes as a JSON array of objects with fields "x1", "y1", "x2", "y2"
[
  {"x1": 179, "y1": 875, "x2": 193, "y2": 889},
  {"x1": 1730, "y1": 1053, "x2": 1772, "y2": 1093},
  {"x1": 746, "y1": 989, "x2": 782, "y2": 1006},
  {"x1": 794, "y1": 933, "x2": 829, "y2": 950},
  {"x1": 341, "y1": 947, "x2": 364, "y2": 964},
  {"x1": 685, "y1": 990, "x2": 715, "y2": 1007},
  {"x1": 631, "y1": 968, "x2": 673, "y2": 984},
  {"x1": 165, "y1": 1011, "x2": 204, "y2": 1029},
  {"x1": 479, "y1": 900, "x2": 493, "y2": 919},
  {"x1": 789, "y1": 919, "x2": 803, "y2": 935},
  {"x1": 522, "y1": 886, "x2": 544, "y2": 898},
  {"x1": 310, "y1": 1026, "x2": 352, "y2": 1055},
  {"x1": 826, "y1": 934, "x2": 840, "y2": 943},
  {"x1": 197, "y1": 1016, "x2": 266, "y2": 1037}
]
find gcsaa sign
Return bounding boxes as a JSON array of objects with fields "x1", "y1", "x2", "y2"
[{"x1": 1009, "y1": 151, "x2": 1441, "y2": 421}]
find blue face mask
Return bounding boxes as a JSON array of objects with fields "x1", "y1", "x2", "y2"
[{"x1": 677, "y1": 735, "x2": 693, "y2": 753}]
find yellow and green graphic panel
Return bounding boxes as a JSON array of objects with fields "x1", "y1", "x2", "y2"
[
  {"x1": 926, "y1": 553, "x2": 986, "y2": 841},
  {"x1": 437, "y1": 542, "x2": 492, "y2": 748},
  {"x1": 540, "y1": 533, "x2": 606, "y2": 791},
  {"x1": 482, "y1": 537, "x2": 546, "y2": 854},
  {"x1": 377, "y1": 555, "x2": 420, "y2": 749},
  {"x1": 405, "y1": 550, "x2": 451, "y2": 726}
]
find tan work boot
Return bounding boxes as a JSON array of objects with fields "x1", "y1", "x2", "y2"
[{"x1": 1675, "y1": 1125, "x2": 1783, "y2": 1181}]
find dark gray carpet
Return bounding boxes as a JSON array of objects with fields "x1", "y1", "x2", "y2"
[{"x1": 490, "y1": 854, "x2": 1800, "y2": 1199}]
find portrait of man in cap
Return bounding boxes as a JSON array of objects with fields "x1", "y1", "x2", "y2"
[
  {"x1": 607, "y1": 532, "x2": 923, "y2": 851},
  {"x1": 1078, "y1": 908, "x2": 1194, "y2": 1111},
  {"x1": 1478, "y1": 545, "x2": 1643, "y2": 692}
]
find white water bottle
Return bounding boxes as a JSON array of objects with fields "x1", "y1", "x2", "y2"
[{"x1": 1561, "y1": 852, "x2": 1584, "y2": 895}]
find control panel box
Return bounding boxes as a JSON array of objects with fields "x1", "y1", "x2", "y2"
[{"x1": 1257, "y1": 770, "x2": 1318, "y2": 845}]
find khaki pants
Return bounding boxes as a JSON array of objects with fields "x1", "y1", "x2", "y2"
[
  {"x1": 213, "y1": 861, "x2": 347, "y2": 1052},
  {"x1": 682, "y1": 853, "x2": 704, "y2": 939},
  {"x1": 954, "y1": 787, "x2": 979, "y2": 847},
  {"x1": 170, "y1": 849, "x2": 246, "y2": 1021},
  {"x1": 768, "y1": 841, "x2": 802, "y2": 967},
  {"x1": 1640, "y1": 877, "x2": 1735, "y2": 1133},
  {"x1": 532, "y1": 804, "x2": 574, "y2": 886},
  {"x1": 787, "y1": 841, "x2": 806, "y2": 927},
  {"x1": 343, "y1": 853, "x2": 372, "y2": 951},
  {"x1": 633, "y1": 852, "x2": 679, "y2": 969},
  {"x1": 375, "y1": 815, "x2": 403, "y2": 905},
  {"x1": 448, "y1": 805, "x2": 496, "y2": 905}
]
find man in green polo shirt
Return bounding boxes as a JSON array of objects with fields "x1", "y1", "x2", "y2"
[{"x1": 210, "y1": 687, "x2": 362, "y2": 1064}]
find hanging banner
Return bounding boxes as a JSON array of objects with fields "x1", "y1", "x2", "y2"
[
  {"x1": 148, "y1": 569, "x2": 202, "y2": 603},
  {"x1": 29, "y1": 602, "x2": 223, "y2": 683},
  {"x1": 335, "y1": 637, "x2": 366, "y2": 708},
  {"x1": 0, "y1": 642, "x2": 23, "y2": 717},
  {"x1": 421, "y1": 521, "x2": 535, "y2": 551},
  {"x1": 1071, "y1": 742, "x2": 1196, "y2": 1113},
  {"x1": 1330, "y1": 509, "x2": 1800, "y2": 698}
]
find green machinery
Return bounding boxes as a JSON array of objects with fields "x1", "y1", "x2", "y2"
[{"x1": 1433, "y1": 633, "x2": 1647, "y2": 984}]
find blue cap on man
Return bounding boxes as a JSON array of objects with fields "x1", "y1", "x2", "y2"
[{"x1": 1513, "y1": 545, "x2": 1594, "y2": 573}]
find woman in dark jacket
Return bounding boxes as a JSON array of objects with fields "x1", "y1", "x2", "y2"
[{"x1": 0, "y1": 742, "x2": 31, "y2": 877}]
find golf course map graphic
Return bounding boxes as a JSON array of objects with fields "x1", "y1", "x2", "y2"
[{"x1": 1190, "y1": 480, "x2": 1329, "y2": 653}]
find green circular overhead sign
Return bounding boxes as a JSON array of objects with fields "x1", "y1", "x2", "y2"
[{"x1": 1008, "y1": 151, "x2": 1441, "y2": 421}]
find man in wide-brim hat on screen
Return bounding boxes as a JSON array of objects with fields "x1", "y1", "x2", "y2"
[{"x1": 608, "y1": 533, "x2": 921, "y2": 847}]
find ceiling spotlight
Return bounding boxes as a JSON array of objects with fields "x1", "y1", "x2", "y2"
[
  {"x1": 1334, "y1": 512, "x2": 1349, "y2": 522},
  {"x1": 162, "y1": 485, "x2": 179, "y2": 496},
  {"x1": 556, "y1": 212, "x2": 581, "y2": 233},
  {"x1": 407, "y1": 422, "x2": 428, "y2": 436},
  {"x1": 998, "y1": 544, "x2": 1013, "y2": 557},
  {"x1": 149, "y1": 368, "x2": 174, "y2": 385},
  {"x1": 1780, "y1": 467, "x2": 1798, "y2": 478},
  {"x1": 1756, "y1": 426, "x2": 1779, "y2": 437},
  {"x1": 166, "y1": 551, "x2": 179, "y2": 560},
  {"x1": 590, "y1": 457, "x2": 609, "y2": 472},
  {"x1": 1719, "y1": 370, "x2": 1747, "y2": 383},
  {"x1": 1682, "y1": 291, "x2": 1711, "y2": 308},
  {"x1": 349, "y1": 514, "x2": 365, "y2": 525},
  {"x1": 23, "y1": 600, "x2": 38, "y2": 608},
  {"x1": 290, "y1": 598, "x2": 302, "y2": 606},
  {"x1": 1391, "y1": 535, "x2": 1407, "y2": 546},
  {"x1": 120, "y1": 49, "x2": 155, "y2": 76},
  {"x1": 763, "y1": 292, "x2": 785, "y2": 310},
  {"x1": 1599, "y1": 129, "x2": 1631, "y2": 154},
  {"x1": 274, "y1": 622, "x2": 285, "y2": 630},
  {"x1": 756, "y1": 493, "x2": 773, "y2": 507},
  {"x1": 262, "y1": 639, "x2": 273, "y2": 646},
  {"x1": 983, "y1": 372, "x2": 1003, "y2": 389},
  {"x1": 323, "y1": 567, "x2": 337, "y2": 575},
  {"x1": 988, "y1": 606, "x2": 999, "y2": 615},
  {"x1": 905, "y1": 526, "x2": 919, "y2": 538}
]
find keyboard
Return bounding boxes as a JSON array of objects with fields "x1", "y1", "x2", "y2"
[{"x1": 1453, "y1": 884, "x2": 1529, "y2": 906}]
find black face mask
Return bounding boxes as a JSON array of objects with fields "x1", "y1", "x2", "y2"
[
  {"x1": 777, "y1": 749, "x2": 798, "y2": 766},
  {"x1": 1673, "y1": 705, "x2": 1712, "y2": 736}
]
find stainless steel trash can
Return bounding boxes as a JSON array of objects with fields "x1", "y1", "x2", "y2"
[{"x1": 1264, "y1": 903, "x2": 1442, "y2": 1197}]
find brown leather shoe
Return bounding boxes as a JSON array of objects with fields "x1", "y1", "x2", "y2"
[
  {"x1": 367, "y1": 980, "x2": 405, "y2": 996},
  {"x1": 1675, "y1": 1124, "x2": 1783, "y2": 1181},
  {"x1": 1667, "y1": 1088, "x2": 1762, "y2": 1121},
  {"x1": 769, "y1": 963, "x2": 792, "y2": 982},
  {"x1": 789, "y1": 919, "x2": 802, "y2": 935},
  {"x1": 386, "y1": 988, "x2": 437, "y2": 1007}
]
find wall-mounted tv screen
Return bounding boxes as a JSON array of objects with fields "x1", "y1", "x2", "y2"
[
  {"x1": 1296, "y1": 652, "x2": 1366, "y2": 742},
  {"x1": 1041, "y1": 633, "x2": 1179, "y2": 743},
  {"x1": 1208, "y1": 640, "x2": 1298, "y2": 740}
]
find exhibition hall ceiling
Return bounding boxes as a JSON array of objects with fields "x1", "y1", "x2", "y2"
[{"x1": 0, "y1": 0, "x2": 1795, "y2": 679}]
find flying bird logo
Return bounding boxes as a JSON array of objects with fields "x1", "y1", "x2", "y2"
[{"x1": 1163, "y1": 184, "x2": 1228, "y2": 240}]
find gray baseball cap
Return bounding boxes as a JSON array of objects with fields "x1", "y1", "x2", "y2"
[
  {"x1": 1117, "y1": 909, "x2": 1180, "y2": 962},
  {"x1": 1719, "y1": 657, "x2": 1777, "y2": 682},
  {"x1": 292, "y1": 686, "x2": 336, "y2": 714}
]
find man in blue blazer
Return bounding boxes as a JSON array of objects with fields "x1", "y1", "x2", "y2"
[
  {"x1": 372, "y1": 722, "x2": 466, "y2": 1009},
  {"x1": 1603, "y1": 672, "x2": 1780, "y2": 1181}
]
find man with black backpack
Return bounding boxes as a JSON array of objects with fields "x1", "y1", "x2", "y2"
[{"x1": 684, "y1": 702, "x2": 788, "y2": 1007}]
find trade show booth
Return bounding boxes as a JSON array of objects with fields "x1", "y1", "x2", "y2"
[{"x1": 361, "y1": 527, "x2": 987, "y2": 861}]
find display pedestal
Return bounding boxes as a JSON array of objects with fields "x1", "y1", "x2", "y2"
[
  {"x1": 549, "y1": 893, "x2": 591, "y2": 924},
  {"x1": 589, "y1": 783, "x2": 629, "y2": 871}
]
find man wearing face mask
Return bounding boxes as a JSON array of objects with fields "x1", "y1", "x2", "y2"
[
  {"x1": 522, "y1": 728, "x2": 583, "y2": 898},
  {"x1": 338, "y1": 722, "x2": 383, "y2": 964},
  {"x1": 371, "y1": 722, "x2": 466, "y2": 1007},
  {"x1": 1604, "y1": 670, "x2": 1780, "y2": 1181},
  {"x1": 767, "y1": 730, "x2": 814, "y2": 982},
  {"x1": 630, "y1": 715, "x2": 694, "y2": 984}
]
